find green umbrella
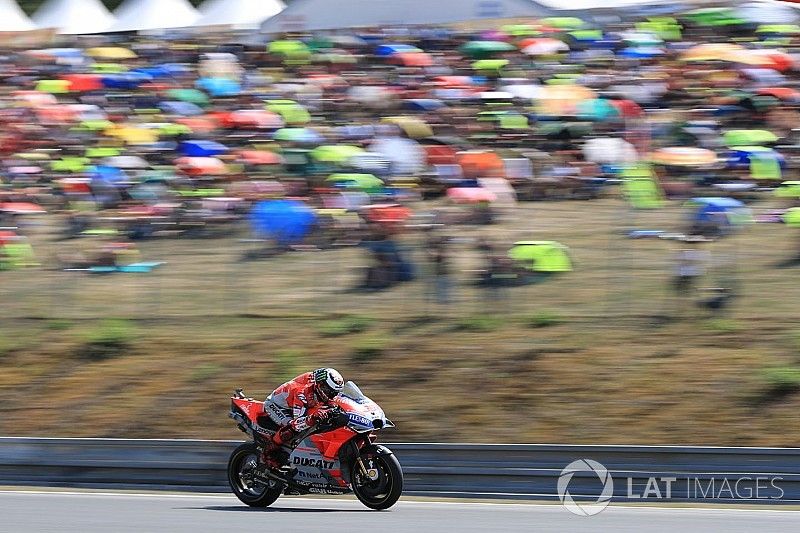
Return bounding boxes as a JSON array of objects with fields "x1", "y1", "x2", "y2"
[
  {"x1": 477, "y1": 111, "x2": 528, "y2": 129},
  {"x1": 757, "y1": 24, "x2": 800, "y2": 35},
  {"x1": 541, "y1": 17, "x2": 585, "y2": 30},
  {"x1": 774, "y1": 181, "x2": 800, "y2": 198},
  {"x1": 501, "y1": 24, "x2": 540, "y2": 37},
  {"x1": 622, "y1": 176, "x2": 664, "y2": 209},
  {"x1": 166, "y1": 89, "x2": 210, "y2": 107},
  {"x1": 723, "y1": 130, "x2": 778, "y2": 147},
  {"x1": 509, "y1": 241, "x2": 573, "y2": 272},
  {"x1": 569, "y1": 29, "x2": 604, "y2": 41},
  {"x1": 326, "y1": 173, "x2": 383, "y2": 191},
  {"x1": 685, "y1": 8, "x2": 745, "y2": 27},
  {"x1": 157, "y1": 123, "x2": 193, "y2": 137},
  {"x1": 461, "y1": 40, "x2": 516, "y2": 59},
  {"x1": 86, "y1": 147, "x2": 121, "y2": 159},
  {"x1": 312, "y1": 145, "x2": 365, "y2": 163},
  {"x1": 72, "y1": 120, "x2": 114, "y2": 132},
  {"x1": 51, "y1": 156, "x2": 90, "y2": 173},
  {"x1": 636, "y1": 17, "x2": 682, "y2": 41},
  {"x1": 268, "y1": 40, "x2": 311, "y2": 59},
  {"x1": 266, "y1": 100, "x2": 311, "y2": 125},
  {"x1": 471, "y1": 59, "x2": 509, "y2": 75},
  {"x1": 35, "y1": 79, "x2": 70, "y2": 94},
  {"x1": 91, "y1": 63, "x2": 127, "y2": 74}
]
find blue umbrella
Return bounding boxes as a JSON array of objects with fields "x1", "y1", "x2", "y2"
[
  {"x1": 726, "y1": 147, "x2": 785, "y2": 170},
  {"x1": 250, "y1": 199, "x2": 318, "y2": 246},
  {"x1": 159, "y1": 101, "x2": 204, "y2": 116},
  {"x1": 91, "y1": 165, "x2": 128, "y2": 187},
  {"x1": 375, "y1": 44, "x2": 422, "y2": 56},
  {"x1": 196, "y1": 77, "x2": 241, "y2": 97},
  {"x1": 690, "y1": 197, "x2": 747, "y2": 224},
  {"x1": 101, "y1": 72, "x2": 152, "y2": 90},
  {"x1": 179, "y1": 140, "x2": 229, "y2": 157},
  {"x1": 620, "y1": 47, "x2": 665, "y2": 59},
  {"x1": 404, "y1": 99, "x2": 446, "y2": 111}
]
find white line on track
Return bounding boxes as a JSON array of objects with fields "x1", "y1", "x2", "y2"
[{"x1": 2, "y1": 489, "x2": 800, "y2": 513}]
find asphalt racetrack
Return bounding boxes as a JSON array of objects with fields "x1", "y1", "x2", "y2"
[{"x1": 1, "y1": 490, "x2": 799, "y2": 532}]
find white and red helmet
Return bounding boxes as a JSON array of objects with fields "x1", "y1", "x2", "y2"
[{"x1": 312, "y1": 368, "x2": 344, "y2": 401}]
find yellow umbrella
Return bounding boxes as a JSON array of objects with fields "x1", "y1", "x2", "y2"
[
  {"x1": 382, "y1": 116, "x2": 434, "y2": 139},
  {"x1": 35, "y1": 80, "x2": 71, "y2": 94},
  {"x1": 86, "y1": 47, "x2": 138, "y2": 60},
  {"x1": 106, "y1": 125, "x2": 159, "y2": 145}
]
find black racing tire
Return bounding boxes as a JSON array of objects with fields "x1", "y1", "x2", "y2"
[
  {"x1": 352, "y1": 447, "x2": 403, "y2": 510},
  {"x1": 227, "y1": 442, "x2": 282, "y2": 507}
]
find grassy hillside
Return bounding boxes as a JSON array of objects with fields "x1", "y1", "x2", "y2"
[{"x1": 2, "y1": 199, "x2": 800, "y2": 445}]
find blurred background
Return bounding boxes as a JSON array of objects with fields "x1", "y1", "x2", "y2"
[{"x1": 1, "y1": 0, "x2": 800, "y2": 446}]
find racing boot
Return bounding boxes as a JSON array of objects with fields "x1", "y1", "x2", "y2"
[{"x1": 260, "y1": 425, "x2": 294, "y2": 470}]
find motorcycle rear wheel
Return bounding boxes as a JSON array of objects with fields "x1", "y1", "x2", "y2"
[
  {"x1": 352, "y1": 449, "x2": 403, "y2": 510},
  {"x1": 227, "y1": 442, "x2": 282, "y2": 507}
]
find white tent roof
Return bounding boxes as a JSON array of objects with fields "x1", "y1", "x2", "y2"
[
  {"x1": 110, "y1": 0, "x2": 201, "y2": 32},
  {"x1": 0, "y1": 0, "x2": 36, "y2": 32},
  {"x1": 195, "y1": 0, "x2": 285, "y2": 29},
  {"x1": 32, "y1": 0, "x2": 116, "y2": 35},
  {"x1": 261, "y1": 0, "x2": 552, "y2": 33}
]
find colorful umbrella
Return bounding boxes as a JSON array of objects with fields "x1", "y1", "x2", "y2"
[
  {"x1": 0, "y1": 202, "x2": 46, "y2": 214},
  {"x1": 223, "y1": 110, "x2": 284, "y2": 129},
  {"x1": 250, "y1": 199, "x2": 317, "y2": 246},
  {"x1": 35, "y1": 79, "x2": 70, "y2": 94},
  {"x1": 382, "y1": 117, "x2": 434, "y2": 139},
  {"x1": 522, "y1": 38, "x2": 569, "y2": 56},
  {"x1": 461, "y1": 40, "x2": 516, "y2": 58},
  {"x1": 237, "y1": 150, "x2": 283, "y2": 166},
  {"x1": 159, "y1": 101, "x2": 204, "y2": 116},
  {"x1": 274, "y1": 127, "x2": 323, "y2": 144},
  {"x1": 576, "y1": 99, "x2": 620, "y2": 121},
  {"x1": 180, "y1": 140, "x2": 229, "y2": 157},
  {"x1": 311, "y1": 145, "x2": 365, "y2": 163},
  {"x1": 650, "y1": 147, "x2": 718, "y2": 166},
  {"x1": 471, "y1": 59, "x2": 509, "y2": 75},
  {"x1": 375, "y1": 44, "x2": 423, "y2": 56},
  {"x1": 326, "y1": 173, "x2": 384, "y2": 191},
  {"x1": 268, "y1": 40, "x2": 312, "y2": 59},
  {"x1": 166, "y1": 89, "x2": 210, "y2": 106},
  {"x1": 723, "y1": 130, "x2": 778, "y2": 147},
  {"x1": 392, "y1": 52, "x2": 434, "y2": 67},
  {"x1": 86, "y1": 47, "x2": 137, "y2": 60},
  {"x1": 541, "y1": 17, "x2": 585, "y2": 30},
  {"x1": 196, "y1": 77, "x2": 241, "y2": 97},
  {"x1": 175, "y1": 157, "x2": 228, "y2": 176},
  {"x1": 266, "y1": 100, "x2": 311, "y2": 125}
]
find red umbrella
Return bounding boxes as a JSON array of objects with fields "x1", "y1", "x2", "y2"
[
  {"x1": 610, "y1": 99, "x2": 644, "y2": 118},
  {"x1": 224, "y1": 110, "x2": 284, "y2": 129},
  {"x1": 1, "y1": 202, "x2": 46, "y2": 214},
  {"x1": 364, "y1": 204, "x2": 412, "y2": 224},
  {"x1": 0, "y1": 230, "x2": 17, "y2": 245},
  {"x1": 175, "y1": 157, "x2": 228, "y2": 176},
  {"x1": 457, "y1": 151, "x2": 504, "y2": 178},
  {"x1": 237, "y1": 150, "x2": 283, "y2": 165},
  {"x1": 61, "y1": 74, "x2": 103, "y2": 92},
  {"x1": 757, "y1": 87, "x2": 800, "y2": 101},
  {"x1": 447, "y1": 187, "x2": 497, "y2": 203},
  {"x1": 392, "y1": 52, "x2": 434, "y2": 67}
]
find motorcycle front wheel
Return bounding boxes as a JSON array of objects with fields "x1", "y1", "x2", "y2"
[
  {"x1": 352, "y1": 448, "x2": 403, "y2": 510},
  {"x1": 227, "y1": 442, "x2": 282, "y2": 507}
]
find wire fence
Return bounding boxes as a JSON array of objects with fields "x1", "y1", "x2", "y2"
[{"x1": 2, "y1": 197, "x2": 797, "y2": 329}]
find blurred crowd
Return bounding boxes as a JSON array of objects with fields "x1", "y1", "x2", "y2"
[{"x1": 3, "y1": 5, "x2": 800, "y2": 294}]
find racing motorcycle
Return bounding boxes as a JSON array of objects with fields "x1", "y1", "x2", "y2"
[{"x1": 227, "y1": 381, "x2": 403, "y2": 510}]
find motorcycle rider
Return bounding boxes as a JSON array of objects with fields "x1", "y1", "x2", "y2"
[{"x1": 260, "y1": 367, "x2": 345, "y2": 469}]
